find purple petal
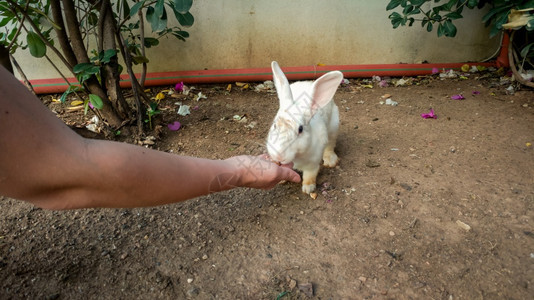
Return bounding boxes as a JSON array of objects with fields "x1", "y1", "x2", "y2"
[
  {"x1": 472, "y1": 91, "x2": 480, "y2": 95},
  {"x1": 379, "y1": 80, "x2": 388, "y2": 87},
  {"x1": 175, "y1": 81, "x2": 184, "y2": 92},
  {"x1": 421, "y1": 109, "x2": 437, "y2": 119},
  {"x1": 192, "y1": 105, "x2": 199, "y2": 110},
  {"x1": 431, "y1": 67, "x2": 439, "y2": 75},
  {"x1": 167, "y1": 121, "x2": 181, "y2": 131},
  {"x1": 451, "y1": 94, "x2": 465, "y2": 100},
  {"x1": 89, "y1": 102, "x2": 94, "y2": 109}
]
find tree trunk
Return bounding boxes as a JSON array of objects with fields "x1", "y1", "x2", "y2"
[
  {"x1": 61, "y1": 0, "x2": 122, "y2": 129},
  {"x1": 98, "y1": 0, "x2": 131, "y2": 120}
]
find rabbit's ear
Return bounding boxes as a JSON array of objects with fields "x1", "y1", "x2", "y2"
[
  {"x1": 271, "y1": 61, "x2": 293, "y2": 109},
  {"x1": 310, "y1": 71, "x2": 343, "y2": 113}
]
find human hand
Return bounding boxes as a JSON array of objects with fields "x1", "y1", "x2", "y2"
[{"x1": 225, "y1": 155, "x2": 301, "y2": 190}]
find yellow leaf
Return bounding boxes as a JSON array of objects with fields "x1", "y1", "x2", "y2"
[
  {"x1": 241, "y1": 83, "x2": 249, "y2": 90},
  {"x1": 52, "y1": 98, "x2": 61, "y2": 103},
  {"x1": 155, "y1": 92, "x2": 165, "y2": 101},
  {"x1": 235, "y1": 82, "x2": 246, "y2": 87},
  {"x1": 459, "y1": 75, "x2": 468, "y2": 80},
  {"x1": 70, "y1": 100, "x2": 84, "y2": 106},
  {"x1": 317, "y1": 63, "x2": 326, "y2": 66},
  {"x1": 361, "y1": 84, "x2": 373, "y2": 89},
  {"x1": 144, "y1": 89, "x2": 151, "y2": 93},
  {"x1": 461, "y1": 64, "x2": 470, "y2": 72},
  {"x1": 502, "y1": 8, "x2": 534, "y2": 30},
  {"x1": 226, "y1": 84, "x2": 232, "y2": 92}
]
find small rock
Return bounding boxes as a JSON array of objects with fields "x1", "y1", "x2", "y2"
[
  {"x1": 289, "y1": 279, "x2": 297, "y2": 289},
  {"x1": 187, "y1": 287, "x2": 199, "y2": 297},
  {"x1": 187, "y1": 278, "x2": 194, "y2": 284},
  {"x1": 400, "y1": 183, "x2": 412, "y2": 191},
  {"x1": 456, "y1": 220, "x2": 471, "y2": 231},
  {"x1": 202, "y1": 254, "x2": 208, "y2": 260},
  {"x1": 385, "y1": 98, "x2": 398, "y2": 106},
  {"x1": 358, "y1": 276, "x2": 367, "y2": 283},
  {"x1": 310, "y1": 192, "x2": 318, "y2": 199},
  {"x1": 298, "y1": 282, "x2": 314, "y2": 298},
  {"x1": 389, "y1": 231, "x2": 395, "y2": 236},
  {"x1": 366, "y1": 160, "x2": 381, "y2": 168}
]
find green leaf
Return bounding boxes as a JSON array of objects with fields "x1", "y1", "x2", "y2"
[
  {"x1": 154, "y1": 0, "x2": 165, "y2": 18},
  {"x1": 426, "y1": 21, "x2": 433, "y2": 32},
  {"x1": 73, "y1": 62, "x2": 99, "y2": 75},
  {"x1": 101, "y1": 49, "x2": 117, "y2": 63},
  {"x1": 389, "y1": 12, "x2": 403, "y2": 28},
  {"x1": 143, "y1": 37, "x2": 159, "y2": 47},
  {"x1": 410, "y1": 0, "x2": 426, "y2": 6},
  {"x1": 132, "y1": 55, "x2": 150, "y2": 64},
  {"x1": 174, "y1": 11, "x2": 194, "y2": 27},
  {"x1": 445, "y1": 12, "x2": 463, "y2": 20},
  {"x1": 87, "y1": 11, "x2": 98, "y2": 26},
  {"x1": 89, "y1": 94, "x2": 104, "y2": 109},
  {"x1": 520, "y1": 42, "x2": 534, "y2": 58},
  {"x1": 386, "y1": 0, "x2": 402, "y2": 11},
  {"x1": 173, "y1": 0, "x2": 193, "y2": 14},
  {"x1": 443, "y1": 19, "x2": 457, "y2": 37},
  {"x1": 122, "y1": 0, "x2": 131, "y2": 18},
  {"x1": 403, "y1": 5, "x2": 414, "y2": 15},
  {"x1": 130, "y1": 0, "x2": 145, "y2": 17},
  {"x1": 482, "y1": 6, "x2": 510, "y2": 24},
  {"x1": 146, "y1": 5, "x2": 168, "y2": 32},
  {"x1": 26, "y1": 31, "x2": 46, "y2": 58},
  {"x1": 437, "y1": 22, "x2": 445, "y2": 37},
  {"x1": 0, "y1": 16, "x2": 12, "y2": 27},
  {"x1": 467, "y1": 0, "x2": 478, "y2": 9}
]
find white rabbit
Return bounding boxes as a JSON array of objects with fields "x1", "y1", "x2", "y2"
[{"x1": 266, "y1": 61, "x2": 343, "y2": 194}]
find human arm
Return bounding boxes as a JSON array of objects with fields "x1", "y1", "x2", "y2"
[{"x1": 0, "y1": 66, "x2": 300, "y2": 210}]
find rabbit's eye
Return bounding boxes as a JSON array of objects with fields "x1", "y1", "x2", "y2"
[{"x1": 298, "y1": 125, "x2": 303, "y2": 134}]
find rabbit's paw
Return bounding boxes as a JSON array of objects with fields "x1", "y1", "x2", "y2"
[
  {"x1": 323, "y1": 150, "x2": 339, "y2": 168},
  {"x1": 302, "y1": 183, "x2": 316, "y2": 194}
]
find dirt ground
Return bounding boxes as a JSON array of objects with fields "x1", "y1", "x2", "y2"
[{"x1": 1, "y1": 70, "x2": 534, "y2": 299}]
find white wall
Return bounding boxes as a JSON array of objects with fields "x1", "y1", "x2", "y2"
[{"x1": 13, "y1": 0, "x2": 501, "y2": 80}]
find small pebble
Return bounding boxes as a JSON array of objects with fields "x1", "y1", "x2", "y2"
[
  {"x1": 389, "y1": 231, "x2": 395, "y2": 236},
  {"x1": 187, "y1": 278, "x2": 194, "y2": 284},
  {"x1": 456, "y1": 220, "x2": 471, "y2": 231}
]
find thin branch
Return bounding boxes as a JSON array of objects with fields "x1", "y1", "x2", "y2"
[
  {"x1": 6, "y1": 0, "x2": 73, "y2": 70},
  {"x1": 117, "y1": 30, "x2": 144, "y2": 134},
  {"x1": 138, "y1": 9, "x2": 147, "y2": 88},
  {"x1": 10, "y1": 54, "x2": 35, "y2": 94},
  {"x1": 50, "y1": 0, "x2": 78, "y2": 67},
  {"x1": 5, "y1": 0, "x2": 28, "y2": 50},
  {"x1": 509, "y1": 31, "x2": 534, "y2": 88}
]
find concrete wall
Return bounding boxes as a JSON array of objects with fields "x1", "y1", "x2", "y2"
[{"x1": 13, "y1": 0, "x2": 501, "y2": 80}]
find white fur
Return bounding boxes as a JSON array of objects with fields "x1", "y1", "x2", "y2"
[{"x1": 266, "y1": 61, "x2": 342, "y2": 194}]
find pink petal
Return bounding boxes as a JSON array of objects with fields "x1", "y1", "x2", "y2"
[
  {"x1": 472, "y1": 91, "x2": 480, "y2": 95},
  {"x1": 167, "y1": 121, "x2": 181, "y2": 131},
  {"x1": 421, "y1": 109, "x2": 437, "y2": 119},
  {"x1": 175, "y1": 81, "x2": 184, "y2": 92},
  {"x1": 451, "y1": 94, "x2": 465, "y2": 100},
  {"x1": 431, "y1": 67, "x2": 439, "y2": 75}
]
